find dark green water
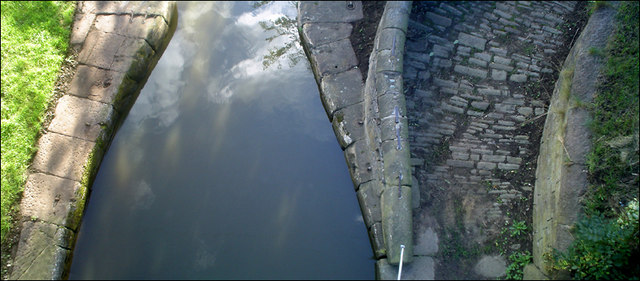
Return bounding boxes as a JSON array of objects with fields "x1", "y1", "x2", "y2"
[{"x1": 68, "y1": 2, "x2": 374, "y2": 279}]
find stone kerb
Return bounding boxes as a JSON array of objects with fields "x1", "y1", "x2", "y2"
[
  {"x1": 9, "y1": 2, "x2": 177, "y2": 280},
  {"x1": 299, "y1": 1, "x2": 415, "y2": 279},
  {"x1": 366, "y1": 1, "x2": 415, "y2": 274},
  {"x1": 523, "y1": 3, "x2": 619, "y2": 280}
]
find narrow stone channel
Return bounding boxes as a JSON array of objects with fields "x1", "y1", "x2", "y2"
[
  {"x1": 68, "y1": 2, "x2": 373, "y2": 279},
  {"x1": 403, "y1": 1, "x2": 580, "y2": 279}
]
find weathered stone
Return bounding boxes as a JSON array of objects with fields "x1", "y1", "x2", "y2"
[
  {"x1": 426, "y1": 12, "x2": 452, "y2": 27},
  {"x1": 491, "y1": 69, "x2": 507, "y2": 81},
  {"x1": 477, "y1": 161, "x2": 497, "y2": 170},
  {"x1": 380, "y1": 116, "x2": 409, "y2": 143},
  {"x1": 474, "y1": 255, "x2": 507, "y2": 278},
  {"x1": 78, "y1": 31, "x2": 127, "y2": 69},
  {"x1": 474, "y1": 52, "x2": 493, "y2": 62},
  {"x1": 377, "y1": 89, "x2": 406, "y2": 118},
  {"x1": 382, "y1": 140, "x2": 413, "y2": 187},
  {"x1": 454, "y1": 65, "x2": 488, "y2": 78},
  {"x1": 489, "y1": 62, "x2": 515, "y2": 72},
  {"x1": 69, "y1": 65, "x2": 126, "y2": 104},
  {"x1": 510, "y1": 74, "x2": 528, "y2": 82},
  {"x1": 344, "y1": 140, "x2": 376, "y2": 188},
  {"x1": 376, "y1": 49, "x2": 404, "y2": 73},
  {"x1": 20, "y1": 173, "x2": 86, "y2": 231},
  {"x1": 498, "y1": 163, "x2": 520, "y2": 170},
  {"x1": 31, "y1": 133, "x2": 97, "y2": 182},
  {"x1": 458, "y1": 32, "x2": 487, "y2": 50},
  {"x1": 482, "y1": 154, "x2": 506, "y2": 162},
  {"x1": 320, "y1": 69, "x2": 364, "y2": 120},
  {"x1": 381, "y1": 186, "x2": 413, "y2": 264},
  {"x1": 47, "y1": 95, "x2": 114, "y2": 141},
  {"x1": 302, "y1": 23, "x2": 352, "y2": 48},
  {"x1": 471, "y1": 101, "x2": 490, "y2": 111},
  {"x1": 446, "y1": 159, "x2": 475, "y2": 168},
  {"x1": 478, "y1": 88, "x2": 502, "y2": 96},
  {"x1": 111, "y1": 37, "x2": 156, "y2": 80},
  {"x1": 442, "y1": 102, "x2": 465, "y2": 114},
  {"x1": 378, "y1": 2, "x2": 411, "y2": 32},
  {"x1": 469, "y1": 57, "x2": 488, "y2": 67},
  {"x1": 332, "y1": 102, "x2": 365, "y2": 149},
  {"x1": 310, "y1": 38, "x2": 358, "y2": 77},
  {"x1": 357, "y1": 180, "x2": 383, "y2": 228},
  {"x1": 298, "y1": 1, "x2": 363, "y2": 24},
  {"x1": 10, "y1": 221, "x2": 73, "y2": 280},
  {"x1": 370, "y1": 222, "x2": 386, "y2": 259},
  {"x1": 377, "y1": 256, "x2": 435, "y2": 280},
  {"x1": 415, "y1": 227, "x2": 439, "y2": 256}
]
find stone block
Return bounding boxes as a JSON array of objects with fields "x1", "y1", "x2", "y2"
[
  {"x1": 509, "y1": 74, "x2": 528, "y2": 82},
  {"x1": 10, "y1": 221, "x2": 73, "y2": 280},
  {"x1": 381, "y1": 186, "x2": 413, "y2": 264},
  {"x1": 382, "y1": 140, "x2": 412, "y2": 186},
  {"x1": 47, "y1": 95, "x2": 114, "y2": 141},
  {"x1": 446, "y1": 159, "x2": 475, "y2": 168},
  {"x1": 380, "y1": 116, "x2": 409, "y2": 143},
  {"x1": 375, "y1": 49, "x2": 404, "y2": 73},
  {"x1": 492, "y1": 69, "x2": 507, "y2": 81},
  {"x1": 320, "y1": 69, "x2": 364, "y2": 120},
  {"x1": 375, "y1": 27, "x2": 406, "y2": 56},
  {"x1": 375, "y1": 72, "x2": 404, "y2": 98},
  {"x1": 94, "y1": 14, "x2": 172, "y2": 52},
  {"x1": 376, "y1": 256, "x2": 435, "y2": 280},
  {"x1": 344, "y1": 140, "x2": 376, "y2": 188},
  {"x1": 471, "y1": 101, "x2": 490, "y2": 111},
  {"x1": 302, "y1": 23, "x2": 352, "y2": 48},
  {"x1": 378, "y1": 2, "x2": 411, "y2": 32},
  {"x1": 414, "y1": 226, "x2": 439, "y2": 256},
  {"x1": 369, "y1": 222, "x2": 386, "y2": 259},
  {"x1": 310, "y1": 38, "x2": 358, "y2": 77},
  {"x1": 20, "y1": 173, "x2": 86, "y2": 231},
  {"x1": 457, "y1": 32, "x2": 487, "y2": 50},
  {"x1": 377, "y1": 90, "x2": 406, "y2": 119},
  {"x1": 357, "y1": 180, "x2": 383, "y2": 228},
  {"x1": 31, "y1": 133, "x2": 97, "y2": 182},
  {"x1": 489, "y1": 62, "x2": 515, "y2": 72},
  {"x1": 426, "y1": 12, "x2": 451, "y2": 27},
  {"x1": 454, "y1": 65, "x2": 487, "y2": 79},
  {"x1": 332, "y1": 102, "x2": 365, "y2": 149},
  {"x1": 93, "y1": 1, "x2": 176, "y2": 24},
  {"x1": 298, "y1": 1, "x2": 363, "y2": 24},
  {"x1": 69, "y1": 65, "x2": 126, "y2": 104},
  {"x1": 482, "y1": 154, "x2": 506, "y2": 163},
  {"x1": 412, "y1": 175, "x2": 420, "y2": 209},
  {"x1": 78, "y1": 31, "x2": 126, "y2": 69},
  {"x1": 70, "y1": 12, "x2": 96, "y2": 48},
  {"x1": 111, "y1": 37, "x2": 156, "y2": 80}
]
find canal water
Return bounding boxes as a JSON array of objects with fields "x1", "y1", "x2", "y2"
[{"x1": 68, "y1": 2, "x2": 374, "y2": 279}]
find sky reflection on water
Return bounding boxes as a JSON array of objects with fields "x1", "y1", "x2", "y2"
[{"x1": 68, "y1": 2, "x2": 373, "y2": 279}]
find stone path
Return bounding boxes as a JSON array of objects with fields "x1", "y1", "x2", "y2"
[{"x1": 402, "y1": 1, "x2": 578, "y2": 279}]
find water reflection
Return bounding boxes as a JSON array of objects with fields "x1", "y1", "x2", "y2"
[{"x1": 69, "y1": 2, "x2": 373, "y2": 279}]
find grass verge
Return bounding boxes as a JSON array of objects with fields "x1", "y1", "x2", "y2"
[{"x1": 1, "y1": 0, "x2": 76, "y2": 267}]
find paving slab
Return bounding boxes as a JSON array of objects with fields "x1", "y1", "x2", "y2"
[
  {"x1": 30, "y1": 132, "x2": 97, "y2": 182},
  {"x1": 47, "y1": 95, "x2": 114, "y2": 141},
  {"x1": 302, "y1": 22, "x2": 353, "y2": 48},
  {"x1": 320, "y1": 68, "x2": 364, "y2": 120},
  {"x1": 20, "y1": 173, "x2": 85, "y2": 231},
  {"x1": 298, "y1": 1, "x2": 363, "y2": 24}
]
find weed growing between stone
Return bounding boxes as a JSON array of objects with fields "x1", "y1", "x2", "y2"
[{"x1": 551, "y1": 1, "x2": 639, "y2": 279}]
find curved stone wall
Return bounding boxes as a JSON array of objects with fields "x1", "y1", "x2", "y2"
[
  {"x1": 523, "y1": 3, "x2": 619, "y2": 279},
  {"x1": 298, "y1": 1, "x2": 414, "y2": 279},
  {"x1": 9, "y1": 2, "x2": 177, "y2": 279}
]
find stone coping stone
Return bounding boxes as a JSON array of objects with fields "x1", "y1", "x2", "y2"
[
  {"x1": 302, "y1": 22, "x2": 353, "y2": 48},
  {"x1": 320, "y1": 68, "x2": 364, "y2": 121},
  {"x1": 30, "y1": 132, "x2": 97, "y2": 182},
  {"x1": 85, "y1": 1, "x2": 175, "y2": 25},
  {"x1": 381, "y1": 185, "x2": 413, "y2": 265},
  {"x1": 47, "y1": 95, "x2": 115, "y2": 142},
  {"x1": 369, "y1": 222, "x2": 386, "y2": 259},
  {"x1": 357, "y1": 180, "x2": 383, "y2": 229},
  {"x1": 10, "y1": 221, "x2": 73, "y2": 280},
  {"x1": 332, "y1": 102, "x2": 365, "y2": 149},
  {"x1": 309, "y1": 38, "x2": 358, "y2": 77},
  {"x1": 298, "y1": 1, "x2": 363, "y2": 24},
  {"x1": 20, "y1": 173, "x2": 86, "y2": 231},
  {"x1": 94, "y1": 13, "x2": 170, "y2": 52},
  {"x1": 344, "y1": 139, "x2": 377, "y2": 189}
]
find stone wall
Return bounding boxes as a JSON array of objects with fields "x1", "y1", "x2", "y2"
[
  {"x1": 9, "y1": 2, "x2": 177, "y2": 279},
  {"x1": 298, "y1": 1, "x2": 415, "y2": 278},
  {"x1": 523, "y1": 3, "x2": 619, "y2": 279}
]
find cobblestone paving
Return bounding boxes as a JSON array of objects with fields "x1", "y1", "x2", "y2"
[{"x1": 403, "y1": 1, "x2": 578, "y2": 278}]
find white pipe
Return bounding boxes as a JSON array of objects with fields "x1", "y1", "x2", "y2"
[{"x1": 397, "y1": 244, "x2": 405, "y2": 280}]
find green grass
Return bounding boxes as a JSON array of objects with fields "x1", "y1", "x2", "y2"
[
  {"x1": 1, "y1": 1, "x2": 76, "y2": 243},
  {"x1": 551, "y1": 2, "x2": 639, "y2": 279},
  {"x1": 585, "y1": 1, "x2": 639, "y2": 218}
]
